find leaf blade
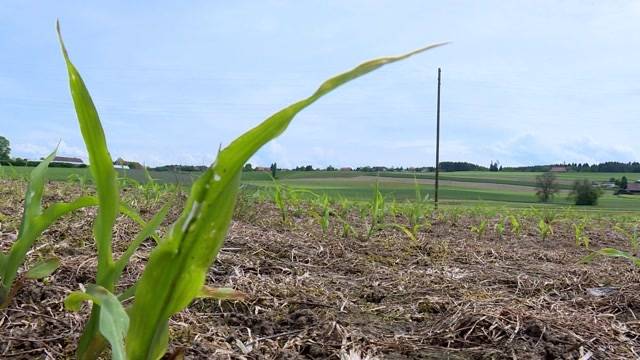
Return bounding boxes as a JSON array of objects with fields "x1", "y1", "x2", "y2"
[{"x1": 25, "y1": 257, "x2": 60, "y2": 279}]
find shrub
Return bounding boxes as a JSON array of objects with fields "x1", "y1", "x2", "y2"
[{"x1": 569, "y1": 179, "x2": 602, "y2": 205}]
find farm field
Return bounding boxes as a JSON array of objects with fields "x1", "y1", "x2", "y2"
[
  {"x1": 1, "y1": 179, "x2": 639, "y2": 358},
  {"x1": 3, "y1": 166, "x2": 640, "y2": 211}
]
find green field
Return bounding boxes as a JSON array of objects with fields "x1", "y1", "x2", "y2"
[{"x1": 3, "y1": 166, "x2": 638, "y2": 211}]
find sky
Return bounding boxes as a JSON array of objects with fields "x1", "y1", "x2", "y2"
[{"x1": 1, "y1": 1, "x2": 639, "y2": 168}]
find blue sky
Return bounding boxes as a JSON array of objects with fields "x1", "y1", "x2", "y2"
[{"x1": 1, "y1": 1, "x2": 639, "y2": 168}]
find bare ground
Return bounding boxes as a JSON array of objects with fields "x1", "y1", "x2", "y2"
[{"x1": 1, "y1": 180, "x2": 639, "y2": 359}]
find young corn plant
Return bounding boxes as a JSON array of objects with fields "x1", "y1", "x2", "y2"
[
  {"x1": 615, "y1": 224, "x2": 639, "y2": 256},
  {"x1": 57, "y1": 22, "x2": 445, "y2": 359},
  {"x1": 507, "y1": 214, "x2": 521, "y2": 238},
  {"x1": 573, "y1": 221, "x2": 589, "y2": 248},
  {"x1": 272, "y1": 179, "x2": 289, "y2": 224},
  {"x1": 471, "y1": 219, "x2": 488, "y2": 241},
  {"x1": 0, "y1": 150, "x2": 98, "y2": 307},
  {"x1": 537, "y1": 219, "x2": 553, "y2": 241},
  {"x1": 367, "y1": 182, "x2": 385, "y2": 238},
  {"x1": 318, "y1": 194, "x2": 331, "y2": 235},
  {"x1": 494, "y1": 221, "x2": 505, "y2": 241},
  {"x1": 407, "y1": 179, "x2": 430, "y2": 237}
]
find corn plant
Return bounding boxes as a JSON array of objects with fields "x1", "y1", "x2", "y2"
[
  {"x1": 507, "y1": 214, "x2": 521, "y2": 238},
  {"x1": 318, "y1": 194, "x2": 331, "y2": 235},
  {"x1": 407, "y1": 178, "x2": 430, "y2": 237},
  {"x1": 615, "y1": 224, "x2": 639, "y2": 256},
  {"x1": 573, "y1": 221, "x2": 589, "y2": 248},
  {"x1": 471, "y1": 219, "x2": 488, "y2": 240},
  {"x1": 494, "y1": 221, "x2": 505, "y2": 241},
  {"x1": 537, "y1": 219, "x2": 553, "y2": 241},
  {"x1": 367, "y1": 182, "x2": 385, "y2": 238},
  {"x1": 0, "y1": 150, "x2": 98, "y2": 307},
  {"x1": 272, "y1": 179, "x2": 289, "y2": 224},
  {"x1": 67, "y1": 172, "x2": 90, "y2": 195},
  {"x1": 57, "y1": 22, "x2": 444, "y2": 359}
]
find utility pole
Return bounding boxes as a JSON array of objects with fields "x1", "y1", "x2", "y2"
[{"x1": 434, "y1": 67, "x2": 441, "y2": 209}]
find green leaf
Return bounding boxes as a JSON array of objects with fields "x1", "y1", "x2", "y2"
[
  {"x1": 582, "y1": 247, "x2": 640, "y2": 267},
  {"x1": 88, "y1": 285, "x2": 129, "y2": 360},
  {"x1": 65, "y1": 285, "x2": 129, "y2": 360},
  {"x1": 25, "y1": 257, "x2": 60, "y2": 279},
  {"x1": 197, "y1": 286, "x2": 247, "y2": 301},
  {"x1": 111, "y1": 204, "x2": 170, "y2": 283},
  {"x1": 126, "y1": 44, "x2": 446, "y2": 358},
  {"x1": 64, "y1": 290, "x2": 94, "y2": 312},
  {"x1": 57, "y1": 21, "x2": 119, "y2": 282}
]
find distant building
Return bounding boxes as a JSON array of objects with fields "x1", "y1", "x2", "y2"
[
  {"x1": 340, "y1": 167, "x2": 352, "y2": 171},
  {"x1": 254, "y1": 166, "x2": 270, "y2": 172},
  {"x1": 549, "y1": 166, "x2": 567, "y2": 172},
  {"x1": 616, "y1": 182, "x2": 640, "y2": 195},
  {"x1": 52, "y1": 156, "x2": 84, "y2": 166}
]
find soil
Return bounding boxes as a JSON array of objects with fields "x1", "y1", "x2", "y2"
[{"x1": 1, "y1": 180, "x2": 639, "y2": 359}]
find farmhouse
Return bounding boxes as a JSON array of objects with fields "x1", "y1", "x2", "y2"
[
  {"x1": 615, "y1": 182, "x2": 640, "y2": 195},
  {"x1": 254, "y1": 166, "x2": 270, "y2": 171},
  {"x1": 340, "y1": 167, "x2": 352, "y2": 171},
  {"x1": 52, "y1": 156, "x2": 84, "y2": 166}
]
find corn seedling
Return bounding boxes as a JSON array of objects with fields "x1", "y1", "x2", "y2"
[
  {"x1": 272, "y1": 179, "x2": 290, "y2": 224},
  {"x1": 0, "y1": 150, "x2": 98, "y2": 307},
  {"x1": 407, "y1": 179, "x2": 430, "y2": 236},
  {"x1": 56, "y1": 22, "x2": 444, "y2": 359},
  {"x1": 367, "y1": 182, "x2": 385, "y2": 238},
  {"x1": 573, "y1": 221, "x2": 589, "y2": 248},
  {"x1": 615, "y1": 224, "x2": 639, "y2": 256},
  {"x1": 471, "y1": 219, "x2": 488, "y2": 240},
  {"x1": 507, "y1": 214, "x2": 521, "y2": 238},
  {"x1": 537, "y1": 219, "x2": 553, "y2": 241},
  {"x1": 494, "y1": 221, "x2": 505, "y2": 241}
]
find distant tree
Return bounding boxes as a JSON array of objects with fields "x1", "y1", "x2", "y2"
[
  {"x1": 535, "y1": 172, "x2": 559, "y2": 202},
  {"x1": 0, "y1": 136, "x2": 10, "y2": 160},
  {"x1": 621, "y1": 176, "x2": 628, "y2": 189},
  {"x1": 304, "y1": 165, "x2": 313, "y2": 171},
  {"x1": 243, "y1": 163, "x2": 253, "y2": 172},
  {"x1": 326, "y1": 165, "x2": 336, "y2": 171},
  {"x1": 489, "y1": 161, "x2": 500, "y2": 172},
  {"x1": 569, "y1": 179, "x2": 602, "y2": 205},
  {"x1": 270, "y1": 162, "x2": 277, "y2": 178}
]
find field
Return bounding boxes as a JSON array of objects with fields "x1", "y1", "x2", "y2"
[
  {"x1": 2, "y1": 166, "x2": 640, "y2": 211},
  {"x1": 1, "y1": 178, "x2": 640, "y2": 358},
  {"x1": 2, "y1": 36, "x2": 639, "y2": 359}
]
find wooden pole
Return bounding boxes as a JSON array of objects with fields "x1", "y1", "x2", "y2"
[{"x1": 435, "y1": 68, "x2": 441, "y2": 209}]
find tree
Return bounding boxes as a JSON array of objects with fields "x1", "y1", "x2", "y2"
[
  {"x1": 569, "y1": 179, "x2": 602, "y2": 205},
  {"x1": 243, "y1": 163, "x2": 253, "y2": 172},
  {"x1": 326, "y1": 165, "x2": 336, "y2": 171},
  {"x1": 270, "y1": 162, "x2": 277, "y2": 178},
  {"x1": 0, "y1": 136, "x2": 10, "y2": 161},
  {"x1": 621, "y1": 176, "x2": 628, "y2": 189},
  {"x1": 535, "y1": 172, "x2": 559, "y2": 202}
]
